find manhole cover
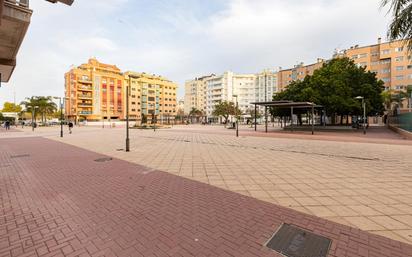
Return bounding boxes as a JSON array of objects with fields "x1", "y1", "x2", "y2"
[
  {"x1": 94, "y1": 157, "x2": 113, "y2": 162},
  {"x1": 10, "y1": 154, "x2": 30, "y2": 159},
  {"x1": 266, "y1": 224, "x2": 331, "y2": 257}
]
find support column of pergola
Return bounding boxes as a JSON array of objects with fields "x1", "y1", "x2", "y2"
[{"x1": 251, "y1": 101, "x2": 321, "y2": 135}]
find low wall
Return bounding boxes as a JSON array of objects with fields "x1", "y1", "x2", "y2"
[{"x1": 389, "y1": 124, "x2": 412, "y2": 140}]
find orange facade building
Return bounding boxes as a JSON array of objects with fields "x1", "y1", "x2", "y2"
[
  {"x1": 65, "y1": 58, "x2": 178, "y2": 123},
  {"x1": 277, "y1": 39, "x2": 412, "y2": 94},
  {"x1": 65, "y1": 58, "x2": 125, "y2": 122}
]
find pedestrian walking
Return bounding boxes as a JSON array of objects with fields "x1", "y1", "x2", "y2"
[
  {"x1": 5, "y1": 121, "x2": 10, "y2": 130},
  {"x1": 68, "y1": 121, "x2": 74, "y2": 134}
]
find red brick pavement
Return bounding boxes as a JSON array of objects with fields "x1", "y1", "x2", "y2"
[{"x1": 0, "y1": 137, "x2": 411, "y2": 257}]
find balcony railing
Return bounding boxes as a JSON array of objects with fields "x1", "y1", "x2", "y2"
[
  {"x1": 78, "y1": 103, "x2": 92, "y2": 106},
  {"x1": 78, "y1": 94, "x2": 92, "y2": 99},
  {"x1": 78, "y1": 111, "x2": 92, "y2": 115},
  {"x1": 78, "y1": 86, "x2": 93, "y2": 91},
  {"x1": 5, "y1": 0, "x2": 29, "y2": 8}
]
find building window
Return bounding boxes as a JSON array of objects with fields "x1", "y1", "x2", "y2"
[
  {"x1": 380, "y1": 59, "x2": 391, "y2": 64},
  {"x1": 381, "y1": 69, "x2": 390, "y2": 74},
  {"x1": 395, "y1": 56, "x2": 404, "y2": 61},
  {"x1": 381, "y1": 49, "x2": 390, "y2": 55},
  {"x1": 395, "y1": 47, "x2": 404, "y2": 52},
  {"x1": 396, "y1": 66, "x2": 404, "y2": 71},
  {"x1": 359, "y1": 53, "x2": 367, "y2": 58},
  {"x1": 396, "y1": 75, "x2": 404, "y2": 80}
]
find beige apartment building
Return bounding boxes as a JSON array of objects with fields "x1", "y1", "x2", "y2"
[
  {"x1": 184, "y1": 75, "x2": 214, "y2": 115},
  {"x1": 65, "y1": 58, "x2": 178, "y2": 123},
  {"x1": 125, "y1": 72, "x2": 178, "y2": 123}
]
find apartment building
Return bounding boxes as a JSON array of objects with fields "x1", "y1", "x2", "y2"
[
  {"x1": 277, "y1": 59, "x2": 325, "y2": 91},
  {"x1": 346, "y1": 39, "x2": 411, "y2": 92},
  {"x1": 184, "y1": 75, "x2": 214, "y2": 115},
  {"x1": 65, "y1": 58, "x2": 125, "y2": 122},
  {"x1": 125, "y1": 72, "x2": 178, "y2": 123},
  {"x1": 277, "y1": 39, "x2": 412, "y2": 93},
  {"x1": 200, "y1": 70, "x2": 278, "y2": 120},
  {"x1": 65, "y1": 58, "x2": 178, "y2": 123}
]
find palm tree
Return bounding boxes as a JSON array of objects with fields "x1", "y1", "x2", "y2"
[
  {"x1": 382, "y1": 0, "x2": 412, "y2": 51},
  {"x1": 21, "y1": 96, "x2": 57, "y2": 124},
  {"x1": 189, "y1": 108, "x2": 203, "y2": 123}
]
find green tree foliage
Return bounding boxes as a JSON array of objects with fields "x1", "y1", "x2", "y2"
[
  {"x1": 381, "y1": 0, "x2": 412, "y2": 51},
  {"x1": 1, "y1": 102, "x2": 22, "y2": 113},
  {"x1": 212, "y1": 101, "x2": 241, "y2": 124},
  {"x1": 21, "y1": 96, "x2": 57, "y2": 123},
  {"x1": 272, "y1": 58, "x2": 385, "y2": 124}
]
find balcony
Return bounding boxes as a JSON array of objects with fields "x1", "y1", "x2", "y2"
[
  {"x1": 78, "y1": 78, "x2": 92, "y2": 84},
  {"x1": 0, "y1": 0, "x2": 32, "y2": 82},
  {"x1": 78, "y1": 111, "x2": 92, "y2": 115},
  {"x1": 78, "y1": 94, "x2": 92, "y2": 99},
  {"x1": 78, "y1": 103, "x2": 92, "y2": 107},
  {"x1": 78, "y1": 86, "x2": 93, "y2": 91}
]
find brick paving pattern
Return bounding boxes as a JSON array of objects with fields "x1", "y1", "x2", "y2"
[
  {"x1": 1, "y1": 137, "x2": 411, "y2": 257},
  {"x1": 45, "y1": 126, "x2": 412, "y2": 244}
]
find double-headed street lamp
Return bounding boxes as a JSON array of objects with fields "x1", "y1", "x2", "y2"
[
  {"x1": 233, "y1": 94, "x2": 239, "y2": 137},
  {"x1": 355, "y1": 96, "x2": 366, "y2": 135}
]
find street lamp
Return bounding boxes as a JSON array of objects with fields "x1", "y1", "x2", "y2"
[
  {"x1": 233, "y1": 94, "x2": 239, "y2": 137},
  {"x1": 31, "y1": 106, "x2": 39, "y2": 132},
  {"x1": 355, "y1": 96, "x2": 366, "y2": 135},
  {"x1": 126, "y1": 76, "x2": 132, "y2": 152},
  {"x1": 53, "y1": 96, "x2": 66, "y2": 138}
]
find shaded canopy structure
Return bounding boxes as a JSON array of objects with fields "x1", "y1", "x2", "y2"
[{"x1": 250, "y1": 101, "x2": 323, "y2": 135}]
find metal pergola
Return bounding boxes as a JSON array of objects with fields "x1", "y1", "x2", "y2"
[{"x1": 251, "y1": 101, "x2": 323, "y2": 135}]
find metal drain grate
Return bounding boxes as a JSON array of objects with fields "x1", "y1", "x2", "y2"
[
  {"x1": 10, "y1": 154, "x2": 30, "y2": 159},
  {"x1": 266, "y1": 224, "x2": 331, "y2": 257},
  {"x1": 94, "y1": 157, "x2": 113, "y2": 162}
]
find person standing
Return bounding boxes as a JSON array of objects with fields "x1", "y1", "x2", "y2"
[{"x1": 5, "y1": 121, "x2": 10, "y2": 130}]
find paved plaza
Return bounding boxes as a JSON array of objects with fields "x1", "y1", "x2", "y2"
[{"x1": 1, "y1": 125, "x2": 412, "y2": 256}]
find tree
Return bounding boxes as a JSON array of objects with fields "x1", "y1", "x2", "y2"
[
  {"x1": 21, "y1": 96, "x2": 57, "y2": 123},
  {"x1": 212, "y1": 101, "x2": 240, "y2": 124},
  {"x1": 189, "y1": 108, "x2": 203, "y2": 123},
  {"x1": 381, "y1": 0, "x2": 412, "y2": 51},
  {"x1": 1, "y1": 102, "x2": 22, "y2": 113},
  {"x1": 272, "y1": 58, "x2": 385, "y2": 124}
]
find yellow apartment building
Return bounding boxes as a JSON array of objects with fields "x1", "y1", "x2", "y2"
[
  {"x1": 65, "y1": 58, "x2": 125, "y2": 122},
  {"x1": 125, "y1": 72, "x2": 178, "y2": 123}
]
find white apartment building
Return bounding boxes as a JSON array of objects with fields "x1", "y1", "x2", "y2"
[
  {"x1": 185, "y1": 70, "x2": 279, "y2": 122},
  {"x1": 205, "y1": 72, "x2": 234, "y2": 118}
]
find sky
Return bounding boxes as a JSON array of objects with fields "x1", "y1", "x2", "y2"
[{"x1": 0, "y1": 0, "x2": 393, "y2": 107}]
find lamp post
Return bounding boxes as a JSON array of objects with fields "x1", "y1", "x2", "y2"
[
  {"x1": 126, "y1": 76, "x2": 131, "y2": 152},
  {"x1": 31, "y1": 106, "x2": 39, "y2": 132},
  {"x1": 53, "y1": 96, "x2": 66, "y2": 138},
  {"x1": 355, "y1": 96, "x2": 366, "y2": 135},
  {"x1": 233, "y1": 95, "x2": 239, "y2": 137}
]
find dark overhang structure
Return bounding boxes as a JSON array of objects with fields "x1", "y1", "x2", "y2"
[{"x1": 250, "y1": 101, "x2": 323, "y2": 135}]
